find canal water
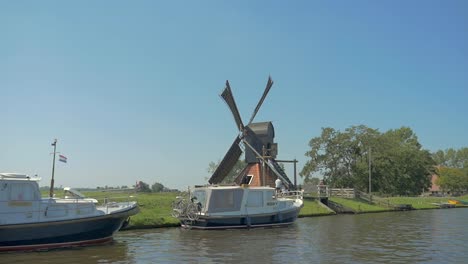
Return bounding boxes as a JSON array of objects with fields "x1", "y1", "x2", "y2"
[{"x1": 3, "y1": 209, "x2": 467, "y2": 263}]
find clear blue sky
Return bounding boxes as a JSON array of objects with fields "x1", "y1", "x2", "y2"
[{"x1": 1, "y1": 1, "x2": 467, "y2": 190}]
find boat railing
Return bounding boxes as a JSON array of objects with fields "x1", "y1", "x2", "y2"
[
  {"x1": 277, "y1": 190, "x2": 304, "y2": 200},
  {"x1": 98, "y1": 195, "x2": 136, "y2": 213},
  {"x1": 59, "y1": 188, "x2": 137, "y2": 214},
  {"x1": 101, "y1": 195, "x2": 135, "y2": 205}
]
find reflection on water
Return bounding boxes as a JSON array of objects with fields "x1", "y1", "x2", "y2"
[
  {"x1": 0, "y1": 240, "x2": 131, "y2": 263},
  {"x1": 2, "y1": 209, "x2": 467, "y2": 263}
]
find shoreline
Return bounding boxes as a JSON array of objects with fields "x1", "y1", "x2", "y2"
[{"x1": 122, "y1": 203, "x2": 468, "y2": 231}]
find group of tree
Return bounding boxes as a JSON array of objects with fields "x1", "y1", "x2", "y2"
[
  {"x1": 432, "y1": 148, "x2": 468, "y2": 194},
  {"x1": 300, "y1": 125, "x2": 436, "y2": 196},
  {"x1": 135, "y1": 181, "x2": 175, "y2": 193}
]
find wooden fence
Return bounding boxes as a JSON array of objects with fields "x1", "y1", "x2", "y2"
[{"x1": 329, "y1": 188, "x2": 355, "y2": 198}]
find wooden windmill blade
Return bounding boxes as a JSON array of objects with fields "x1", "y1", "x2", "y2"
[
  {"x1": 208, "y1": 137, "x2": 243, "y2": 184},
  {"x1": 220, "y1": 80, "x2": 244, "y2": 131},
  {"x1": 248, "y1": 76, "x2": 273, "y2": 125}
]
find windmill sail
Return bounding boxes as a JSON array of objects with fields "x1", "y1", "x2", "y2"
[
  {"x1": 208, "y1": 137, "x2": 242, "y2": 184},
  {"x1": 221, "y1": 81, "x2": 244, "y2": 131},
  {"x1": 248, "y1": 76, "x2": 273, "y2": 125}
]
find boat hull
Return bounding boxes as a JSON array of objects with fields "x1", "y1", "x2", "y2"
[
  {"x1": 181, "y1": 207, "x2": 300, "y2": 230},
  {"x1": 0, "y1": 206, "x2": 138, "y2": 252}
]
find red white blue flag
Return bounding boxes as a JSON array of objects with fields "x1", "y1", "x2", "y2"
[{"x1": 59, "y1": 154, "x2": 67, "y2": 163}]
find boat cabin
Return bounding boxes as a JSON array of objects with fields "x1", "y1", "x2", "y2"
[
  {"x1": 0, "y1": 173, "x2": 101, "y2": 225},
  {"x1": 191, "y1": 185, "x2": 288, "y2": 215},
  {"x1": 0, "y1": 173, "x2": 41, "y2": 202}
]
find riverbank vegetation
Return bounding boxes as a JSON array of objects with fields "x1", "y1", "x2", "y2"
[
  {"x1": 329, "y1": 197, "x2": 388, "y2": 212},
  {"x1": 387, "y1": 195, "x2": 468, "y2": 209},
  {"x1": 329, "y1": 195, "x2": 468, "y2": 212},
  {"x1": 300, "y1": 198, "x2": 335, "y2": 216}
]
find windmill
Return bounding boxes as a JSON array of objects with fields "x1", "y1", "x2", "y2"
[{"x1": 208, "y1": 76, "x2": 294, "y2": 189}]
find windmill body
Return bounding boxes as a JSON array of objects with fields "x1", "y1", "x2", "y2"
[{"x1": 172, "y1": 77, "x2": 304, "y2": 230}]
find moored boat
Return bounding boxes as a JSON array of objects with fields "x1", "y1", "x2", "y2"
[
  {"x1": 0, "y1": 173, "x2": 139, "y2": 252},
  {"x1": 173, "y1": 185, "x2": 303, "y2": 230},
  {"x1": 447, "y1": 199, "x2": 468, "y2": 205}
]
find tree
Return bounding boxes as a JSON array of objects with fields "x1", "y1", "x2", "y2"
[
  {"x1": 151, "y1": 182, "x2": 165, "y2": 192},
  {"x1": 369, "y1": 127, "x2": 434, "y2": 195},
  {"x1": 301, "y1": 125, "x2": 436, "y2": 195},
  {"x1": 436, "y1": 167, "x2": 468, "y2": 194},
  {"x1": 300, "y1": 125, "x2": 379, "y2": 189},
  {"x1": 207, "y1": 158, "x2": 247, "y2": 184},
  {"x1": 136, "y1": 181, "x2": 151, "y2": 192},
  {"x1": 432, "y1": 147, "x2": 468, "y2": 168},
  {"x1": 304, "y1": 177, "x2": 320, "y2": 186}
]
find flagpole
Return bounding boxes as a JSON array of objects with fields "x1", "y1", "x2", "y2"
[{"x1": 50, "y1": 139, "x2": 57, "y2": 198}]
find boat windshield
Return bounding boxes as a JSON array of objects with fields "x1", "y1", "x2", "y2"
[{"x1": 64, "y1": 188, "x2": 86, "y2": 199}]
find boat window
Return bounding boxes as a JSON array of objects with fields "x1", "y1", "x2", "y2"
[
  {"x1": 76, "y1": 204, "x2": 94, "y2": 215},
  {"x1": 9, "y1": 183, "x2": 36, "y2": 201},
  {"x1": 192, "y1": 190, "x2": 207, "y2": 209},
  {"x1": 246, "y1": 191, "x2": 263, "y2": 207},
  {"x1": 208, "y1": 189, "x2": 244, "y2": 213},
  {"x1": 46, "y1": 204, "x2": 68, "y2": 217}
]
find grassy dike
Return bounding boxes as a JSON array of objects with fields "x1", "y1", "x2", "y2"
[
  {"x1": 80, "y1": 191, "x2": 182, "y2": 229},
  {"x1": 46, "y1": 190, "x2": 467, "y2": 229}
]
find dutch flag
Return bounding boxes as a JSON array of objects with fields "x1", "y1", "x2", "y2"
[{"x1": 59, "y1": 154, "x2": 67, "y2": 163}]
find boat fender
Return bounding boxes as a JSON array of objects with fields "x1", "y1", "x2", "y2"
[
  {"x1": 44, "y1": 206, "x2": 48, "y2": 216},
  {"x1": 246, "y1": 216, "x2": 251, "y2": 228}
]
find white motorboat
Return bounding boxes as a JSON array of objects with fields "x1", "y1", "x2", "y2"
[
  {"x1": 173, "y1": 185, "x2": 303, "y2": 230},
  {"x1": 0, "y1": 173, "x2": 139, "y2": 252}
]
